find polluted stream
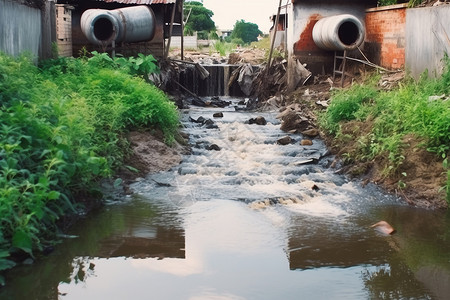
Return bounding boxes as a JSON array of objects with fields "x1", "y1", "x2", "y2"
[{"x1": 2, "y1": 98, "x2": 450, "y2": 300}]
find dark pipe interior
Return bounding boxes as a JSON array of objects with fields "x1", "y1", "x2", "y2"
[
  {"x1": 338, "y1": 21, "x2": 359, "y2": 46},
  {"x1": 93, "y1": 18, "x2": 114, "y2": 41}
]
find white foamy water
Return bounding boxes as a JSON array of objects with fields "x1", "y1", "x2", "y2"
[{"x1": 132, "y1": 101, "x2": 400, "y2": 219}]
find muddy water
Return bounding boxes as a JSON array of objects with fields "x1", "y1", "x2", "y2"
[{"x1": 2, "y1": 99, "x2": 450, "y2": 300}]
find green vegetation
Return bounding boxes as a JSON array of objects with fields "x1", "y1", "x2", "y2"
[
  {"x1": 320, "y1": 58, "x2": 450, "y2": 204},
  {"x1": 377, "y1": 0, "x2": 423, "y2": 7},
  {"x1": 250, "y1": 36, "x2": 285, "y2": 60},
  {"x1": 211, "y1": 41, "x2": 238, "y2": 56},
  {"x1": 184, "y1": 1, "x2": 216, "y2": 40},
  {"x1": 0, "y1": 52, "x2": 179, "y2": 284},
  {"x1": 230, "y1": 20, "x2": 262, "y2": 45}
]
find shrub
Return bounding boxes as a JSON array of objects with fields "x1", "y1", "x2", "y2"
[{"x1": 0, "y1": 52, "x2": 179, "y2": 282}]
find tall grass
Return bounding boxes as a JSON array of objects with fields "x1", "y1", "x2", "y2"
[
  {"x1": 320, "y1": 58, "x2": 450, "y2": 203},
  {"x1": 0, "y1": 52, "x2": 179, "y2": 283},
  {"x1": 211, "y1": 41, "x2": 237, "y2": 56}
]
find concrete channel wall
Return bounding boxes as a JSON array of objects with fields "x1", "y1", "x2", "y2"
[{"x1": 406, "y1": 5, "x2": 450, "y2": 79}]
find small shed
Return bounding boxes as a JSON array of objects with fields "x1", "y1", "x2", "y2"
[{"x1": 55, "y1": 0, "x2": 183, "y2": 58}]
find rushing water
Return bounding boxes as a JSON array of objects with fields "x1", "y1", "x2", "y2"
[{"x1": 1, "y1": 98, "x2": 450, "y2": 300}]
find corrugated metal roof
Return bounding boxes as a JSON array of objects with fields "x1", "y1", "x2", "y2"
[{"x1": 93, "y1": 0, "x2": 176, "y2": 4}]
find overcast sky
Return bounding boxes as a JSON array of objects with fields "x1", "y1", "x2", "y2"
[{"x1": 201, "y1": 0, "x2": 279, "y2": 33}]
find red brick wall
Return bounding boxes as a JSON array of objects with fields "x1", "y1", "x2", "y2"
[{"x1": 365, "y1": 4, "x2": 407, "y2": 70}]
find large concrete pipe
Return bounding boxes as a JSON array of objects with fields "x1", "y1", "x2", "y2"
[
  {"x1": 81, "y1": 6, "x2": 156, "y2": 45},
  {"x1": 312, "y1": 14, "x2": 365, "y2": 51}
]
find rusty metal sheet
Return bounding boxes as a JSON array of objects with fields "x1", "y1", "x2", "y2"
[{"x1": 93, "y1": 0, "x2": 176, "y2": 4}]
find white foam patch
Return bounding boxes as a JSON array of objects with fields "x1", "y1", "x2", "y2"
[{"x1": 286, "y1": 197, "x2": 349, "y2": 218}]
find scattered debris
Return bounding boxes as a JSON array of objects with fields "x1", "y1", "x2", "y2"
[
  {"x1": 378, "y1": 71, "x2": 405, "y2": 90},
  {"x1": 370, "y1": 221, "x2": 396, "y2": 235},
  {"x1": 428, "y1": 94, "x2": 449, "y2": 102}
]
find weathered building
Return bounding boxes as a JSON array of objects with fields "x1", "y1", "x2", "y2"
[
  {"x1": 281, "y1": 0, "x2": 450, "y2": 87},
  {"x1": 56, "y1": 0, "x2": 183, "y2": 58},
  {"x1": 285, "y1": 0, "x2": 377, "y2": 81},
  {"x1": 365, "y1": 4, "x2": 407, "y2": 70}
]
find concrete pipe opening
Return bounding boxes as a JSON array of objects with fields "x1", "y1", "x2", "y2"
[
  {"x1": 81, "y1": 6, "x2": 156, "y2": 46},
  {"x1": 81, "y1": 10, "x2": 119, "y2": 45},
  {"x1": 93, "y1": 17, "x2": 115, "y2": 42},
  {"x1": 312, "y1": 14, "x2": 365, "y2": 51}
]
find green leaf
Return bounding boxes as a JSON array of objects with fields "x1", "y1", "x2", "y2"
[
  {"x1": 0, "y1": 257, "x2": 16, "y2": 272},
  {"x1": 135, "y1": 58, "x2": 144, "y2": 66},
  {"x1": 125, "y1": 165, "x2": 139, "y2": 173},
  {"x1": 12, "y1": 229, "x2": 33, "y2": 256},
  {"x1": 48, "y1": 190, "x2": 60, "y2": 200}
]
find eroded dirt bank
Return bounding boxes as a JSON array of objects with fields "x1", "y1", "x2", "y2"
[{"x1": 279, "y1": 82, "x2": 447, "y2": 210}]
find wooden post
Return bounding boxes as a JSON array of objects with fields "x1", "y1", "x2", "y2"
[
  {"x1": 341, "y1": 50, "x2": 347, "y2": 88},
  {"x1": 165, "y1": 2, "x2": 177, "y2": 60},
  {"x1": 267, "y1": 0, "x2": 283, "y2": 75},
  {"x1": 181, "y1": 0, "x2": 184, "y2": 60}
]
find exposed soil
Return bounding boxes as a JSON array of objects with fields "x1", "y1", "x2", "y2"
[{"x1": 118, "y1": 130, "x2": 188, "y2": 183}]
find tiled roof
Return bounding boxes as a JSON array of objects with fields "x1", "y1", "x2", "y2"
[{"x1": 93, "y1": 0, "x2": 176, "y2": 4}]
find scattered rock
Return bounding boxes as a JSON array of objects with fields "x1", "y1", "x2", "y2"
[
  {"x1": 204, "y1": 119, "x2": 218, "y2": 129},
  {"x1": 300, "y1": 139, "x2": 313, "y2": 146},
  {"x1": 248, "y1": 116, "x2": 267, "y2": 125},
  {"x1": 213, "y1": 112, "x2": 224, "y2": 118},
  {"x1": 190, "y1": 116, "x2": 218, "y2": 129},
  {"x1": 277, "y1": 136, "x2": 293, "y2": 145},
  {"x1": 302, "y1": 128, "x2": 320, "y2": 138},
  {"x1": 207, "y1": 144, "x2": 221, "y2": 151},
  {"x1": 190, "y1": 116, "x2": 206, "y2": 123},
  {"x1": 152, "y1": 179, "x2": 172, "y2": 187},
  {"x1": 191, "y1": 98, "x2": 206, "y2": 107},
  {"x1": 209, "y1": 97, "x2": 232, "y2": 108},
  {"x1": 277, "y1": 106, "x2": 312, "y2": 132}
]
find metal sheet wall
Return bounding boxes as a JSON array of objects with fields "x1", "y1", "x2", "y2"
[
  {"x1": 406, "y1": 5, "x2": 450, "y2": 79},
  {"x1": 0, "y1": 0, "x2": 42, "y2": 58}
]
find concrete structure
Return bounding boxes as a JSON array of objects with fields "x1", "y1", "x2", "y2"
[
  {"x1": 365, "y1": 4, "x2": 407, "y2": 70},
  {"x1": 170, "y1": 35, "x2": 198, "y2": 49},
  {"x1": 283, "y1": 0, "x2": 450, "y2": 89},
  {"x1": 57, "y1": 0, "x2": 182, "y2": 58},
  {"x1": 285, "y1": 0, "x2": 376, "y2": 90},
  {"x1": 365, "y1": 3, "x2": 450, "y2": 78},
  {"x1": 270, "y1": 11, "x2": 287, "y2": 50},
  {"x1": 56, "y1": 4, "x2": 74, "y2": 57}
]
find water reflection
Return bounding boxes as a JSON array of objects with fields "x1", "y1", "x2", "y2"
[{"x1": 1, "y1": 101, "x2": 450, "y2": 300}]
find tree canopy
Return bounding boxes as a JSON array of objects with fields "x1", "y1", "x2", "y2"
[
  {"x1": 230, "y1": 20, "x2": 262, "y2": 44},
  {"x1": 184, "y1": 1, "x2": 216, "y2": 38}
]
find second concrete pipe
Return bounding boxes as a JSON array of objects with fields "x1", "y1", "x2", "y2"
[{"x1": 312, "y1": 14, "x2": 365, "y2": 51}]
